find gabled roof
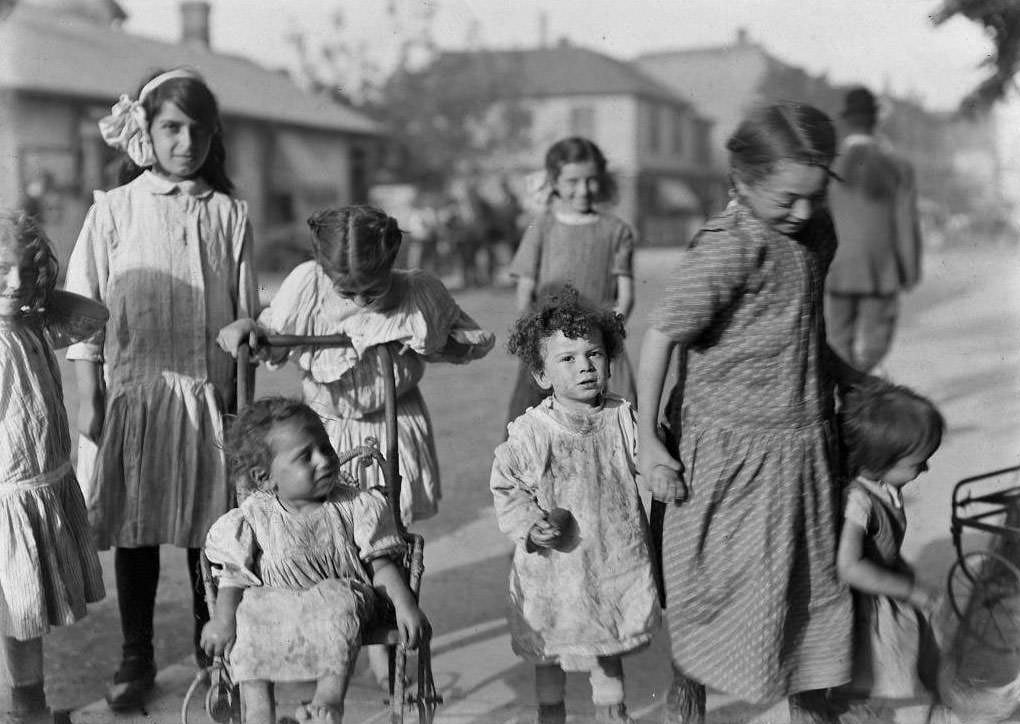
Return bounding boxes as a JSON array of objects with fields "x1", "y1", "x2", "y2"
[
  {"x1": 0, "y1": 4, "x2": 382, "y2": 135},
  {"x1": 435, "y1": 44, "x2": 696, "y2": 111}
]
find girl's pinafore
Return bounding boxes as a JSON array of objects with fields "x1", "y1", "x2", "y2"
[
  {"x1": 0, "y1": 318, "x2": 104, "y2": 639},
  {"x1": 204, "y1": 486, "x2": 404, "y2": 682},
  {"x1": 490, "y1": 395, "x2": 659, "y2": 670},
  {"x1": 64, "y1": 171, "x2": 259, "y2": 549},
  {"x1": 506, "y1": 211, "x2": 636, "y2": 422},
  {"x1": 258, "y1": 262, "x2": 494, "y2": 524},
  {"x1": 650, "y1": 201, "x2": 853, "y2": 702},
  {"x1": 843, "y1": 478, "x2": 939, "y2": 698}
]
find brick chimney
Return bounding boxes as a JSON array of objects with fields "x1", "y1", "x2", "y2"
[{"x1": 180, "y1": 0, "x2": 210, "y2": 48}]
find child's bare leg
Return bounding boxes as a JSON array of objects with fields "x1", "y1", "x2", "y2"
[
  {"x1": 590, "y1": 656, "x2": 634, "y2": 722},
  {"x1": 366, "y1": 644, "x2": 391, "y2": 690},
  {"x1": 535, "y1": 663, "x2": 566, "y2": 724},
  {"x1": 240, "y1": 680, "x2": 274, "y2": 724},
  {"x1": 3, "y1": 636, "x2": 46, "y2": 715}
]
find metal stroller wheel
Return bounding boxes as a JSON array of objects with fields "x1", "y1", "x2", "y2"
[{"x1": 948, "y1": 550, "x2": 1020, "y2": 653}]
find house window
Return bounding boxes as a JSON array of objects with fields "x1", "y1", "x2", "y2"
[
  {"x1": 672, "y1": 113, "x2": 685, "y2": 156},
  {"x1": 569, "y1": 106, "x2": 596, "y2": 137},
  {"x1": 648, "y1": 104, "x2": 661, "y2": 153}
]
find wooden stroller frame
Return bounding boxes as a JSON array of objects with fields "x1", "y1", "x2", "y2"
[{"x1": 189, "y1": 334, "x2": 441, "y2": 724}]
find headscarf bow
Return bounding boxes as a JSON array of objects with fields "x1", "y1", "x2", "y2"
[{"x1": 97, "y1": 68, "x2": 202, "y2": 168}]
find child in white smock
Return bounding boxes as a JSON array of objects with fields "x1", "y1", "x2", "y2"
[
  {"x1": 201, "y1": 397, "x2": 428, "y2": 724},
  {"x1": 490, "y1": 286, "x2": 659, "y2": 724},
  {"x1": 0, "y1": 211, "x2": 105, "y2": 723}
]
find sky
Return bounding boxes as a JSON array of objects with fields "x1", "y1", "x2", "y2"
[{"x1": 118, "y1": 0, "x2": 991, "y2": 112}]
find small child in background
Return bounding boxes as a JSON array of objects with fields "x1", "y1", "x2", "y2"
[
  {"x1": 835, "y1": 379, "x2": 944, "y2": 704},
  {"x1": 491, "y1": 286, "x2": 659, "y2": 724},
  {"x1": 505, "y1": 136, "x2": 637, "y2": 426},
  {"x1": 0, "y1": 211, "x2": 105, "y2": 723},
  {"x1": 201, "y1": 397, "x2": 429, "y2": 724}
]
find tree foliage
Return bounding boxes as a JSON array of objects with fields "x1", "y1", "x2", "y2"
[
  {"x1": 285, "y1": 2, "x2": 533, "y2": 186},
  {"x1": 933, "y1": 0, "x2": 1020, "y2": 114}
]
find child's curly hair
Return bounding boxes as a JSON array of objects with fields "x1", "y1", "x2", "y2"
[
  {"x1": 507, "y1": 284, "x2": 626, "y2": 375},
  {"x1": 225, "y1": 397, "x2": 327, "y2": 494},
  {"x1": 838, "y1": 378, "x2": 945, "y2": 479},
  {"x1": 307, "y1": 205, "x2": 403, "y2": 285},
  {"x1": 0, "y1": 210, "x2": 59, "y2": 312}
]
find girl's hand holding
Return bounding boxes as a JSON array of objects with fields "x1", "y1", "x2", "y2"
[
  {"x1": 395, "y1": 605, "x2": 431, "y2": 651},
  {"x1": 216, "y1": 319, "x2": 258, "y2": 357},
  {"x1": 639, "y1": 435, "x2": 686, "y2": 503},
  {"x1": 907, "y1": 583, "x2": 941, "y2": 614},
  {"x1": 200, "y1": 618, "x2": 236, "y2": 658},
  {"x1": 527, "y1": 518, "x2": 561, "y2": 551}
]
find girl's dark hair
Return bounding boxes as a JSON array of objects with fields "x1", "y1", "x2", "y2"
[
  {"x1": 118, "y1": 70, "x2": 234, "y2": 194},
  {"x1": 225, "y1": 397, "x2": 326, "y2": 494},
  {"x1": 544, "y1": 136, "x2": 618, "y2": 204},
  {"x1": 838, "y1": 379, "x2": 945, "y2": 479},
  {"x1": 726, "y1": 102, "x2": 837, "y2": 185},
  {"x1": 835, "y1": 142, "x2": 902, "y2": 201},
  {"x1": 0, "y1": 209, "x2": 59, "y2": 312},
  {"x1": 307, "y1": 205, "x2": 403, "y2": 284},
  {"x1": 507, "y1": 284, "x2": 626, "y2": 375}
]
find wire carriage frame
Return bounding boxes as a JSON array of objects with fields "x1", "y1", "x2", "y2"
[
  {"x1": 946, "y1": 465, "x2": 1020, "y2": 654},
  {"x1": 182, "y1": 334, "x2": 442, "y2": 724}
]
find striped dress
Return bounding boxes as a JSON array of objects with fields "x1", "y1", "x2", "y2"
[
  {"x1": 0, "y1": 318, "x2": 104, "y2": 640},
  {"x1": 64, "y1": 171, "x2": 260, "y2": 549},
  {"x1": 650, "y1": 200, "x2": 853, "y2": 703}
]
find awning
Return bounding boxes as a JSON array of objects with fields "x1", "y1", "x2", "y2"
[{"x1": 274, "y1": 131, "x2": 343, "y2": 190}]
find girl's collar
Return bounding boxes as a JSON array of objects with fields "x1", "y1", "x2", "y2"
[
  {"x1": 553, "y1": 210, "x2": 600, "y2": 226},
  {"x1": 855, "y1": 475, "x2": 903, "y2": 509},
  {"x1": 140, "y1": 170, "x2": 214, "y2": 198}
]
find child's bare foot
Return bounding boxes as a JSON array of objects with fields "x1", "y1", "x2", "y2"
[{"x1": 294, "y1": 702, "x2": 342, "y2": 724}]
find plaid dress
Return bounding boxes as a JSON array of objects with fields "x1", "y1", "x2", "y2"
[{"x1": 650, "y1": 200, "x2": 853, "y2": 703}]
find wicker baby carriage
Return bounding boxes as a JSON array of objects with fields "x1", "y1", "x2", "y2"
[{"x1": 182, "y1": 335, "x2": 441, "y2": 724}]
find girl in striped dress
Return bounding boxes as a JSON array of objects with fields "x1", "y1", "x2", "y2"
[
  {"x1": 0, "y1": 211, "x2": 105, "y2": 723},
  {"x1": 636, "y1": 103, "x2": 864, "y2": 723},
  {"x1": 65, "y1": 68, "x2": 260, "y2": 710}
]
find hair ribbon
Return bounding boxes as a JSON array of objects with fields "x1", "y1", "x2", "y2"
[{"x1": 97, "y1": 68, "x2": 202, "y2": 167}]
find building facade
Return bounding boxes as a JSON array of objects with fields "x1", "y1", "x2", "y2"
[{"x1": 0, "y1": 0, "x2": 383, "y2": 270}]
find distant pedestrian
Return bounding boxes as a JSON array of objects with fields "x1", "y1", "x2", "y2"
[
  {"x1": 827, "y1": 86, "x2": 923, "y2": 372},
  {"x1": 505, "y1": 137, "x2": 637, "y2": 429},
  {"x1": 637, "y1": 102, "x2": 865, "y2": 723},
  {"x1": 492, "y1": 286, "x2": 659, "y2": 724},
  {"x1": 200, "y1": 398, "x2": 429, "y2": 724},
  {"x1": 0, "y1": 211, "x2": 105, "y2": 724},
  {"x1": 216, "y1": 203, "x2": 494, "y2": 687},
  {"x1": 833, "y1": 380, "x2": 945, "y2": 711},
  {"x1": 64, "y1": 68, "x2": 260, "y2": 711}
]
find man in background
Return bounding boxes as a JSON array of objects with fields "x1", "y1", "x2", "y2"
[{"x1": 826, "y1": 86, "x2": 923, "y2": 372}]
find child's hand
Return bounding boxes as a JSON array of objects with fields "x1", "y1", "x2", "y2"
[
  {"x1": 395, "y1": 604, "x2": 431, "y2": 651},
  {"x1": 200, "y1": 618, "x2": 236, "y2": 659},
  {"x1": 527, "y1": 518, "x2": 562, "y2": 551},
  {"x1": 639, "y1": 436, "x2": 686, "y2": 503},
  {"x1": 216, "y1": 319, "x2": 258, "y2": 357},
  {"x1": 908, "y1": 583, "x2": 941, "y2": 614}
]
